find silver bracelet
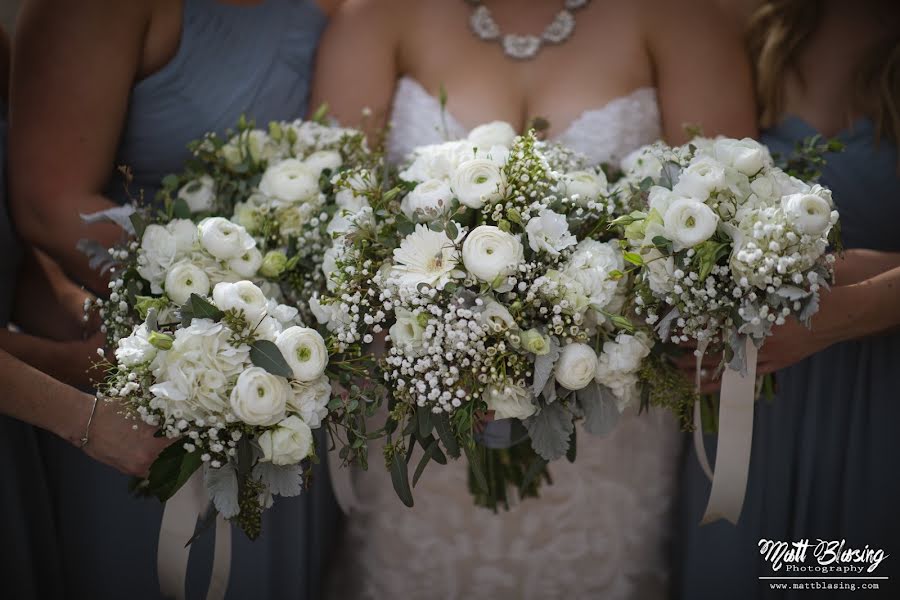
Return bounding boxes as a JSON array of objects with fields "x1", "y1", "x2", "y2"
[{"x1": 80, "y1": 396, "x2": 100, "y2": 448}]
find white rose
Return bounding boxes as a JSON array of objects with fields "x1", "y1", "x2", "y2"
[
  {"x1": 563, "y1": 239, "x2": 623, "y2": 311},
  {"x1": 198, "y1": 217, "x2": 255, "y2": 260},
  {"x1": 525, "y1": 209, "x2": 576, "y2": 256},
  {"x1": 115, "y1": 324, "x2": 157, "y2": 367},
  {"x1": 303, "y1": 150, "x2": 343, "y2": 178},
  {"x1": 713, "y1": 137, "x2": 771, "y2": 176},
  {"x1": 259, "y1": 159, "x2": 319, "y2": 203},
  {"x1": 389, "y1": 308, "x2": 426, "y2": 355},
  {"x1": 136, "y1": 224, "x2": 178, "y2": 292},
  {"x1": 467, "y1": 121, "x2": 517, "y2": 149},
  {"x1": 673, "y1": 157, "x2": 726, "y2": 200},
  {"x1": 478, "y1": 300, "x2": 517, "y2": 333},
  {"x1": 212, "y1": 280, "x2": 269, "y2": 324},
  {"x1": 289, "y1": 376, "x2": 331, "y2": 428},
  {"x1": 563, "y1": 170, "x2": 607, "y2": 205},
  {"x1": 781, "y1": 190, "x2": 833, "y2": 235},
  {"x1": 400, "y1": 178, "x2": 452, "y2": 220},
  {"x1": 462, "y1": 226, "x2": 523, "y2": 284},
  {"x1": 663, "y1": 198, "x2": 719, "y2": 250},
  {"x1": 258, "y1": 416, "x2": 313, "y2": 465},
  {"x1": 164, "y1": 260, "x2": 211, "y2": 305},
  {"x1": 451, "y1": 158, "x2": 506, "y2": 209},
  {"x1": 227, "y1": 248, "x2": 263, "y2": 279},
  {"x1": 229, "y1": 367, "x2": 289, "y2": 426},
  {"x1": 177, "y1": 175, "x2": 216, "y2": 213},
  {"x1": 276, "y1": 326, "x2": 328, "y2": 382},
  {"x1": 554, "y1": 342, "x2": 598, "y2": 391},
  {"x1": 484, "y1": 384, "x2": 536, "y2": 420}
]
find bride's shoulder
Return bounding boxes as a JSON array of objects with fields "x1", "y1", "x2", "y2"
[
  {"x1": 331, "y1": 0, "x2": 416, "y2": 23},
  {"x1": 635, "y1": 0, "x2": 739, "y2": 37}
]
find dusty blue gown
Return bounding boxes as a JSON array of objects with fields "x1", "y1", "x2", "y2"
[
  {"x1": 675, "y1": 117, "x2": 900, "y2": 599},
  {"x1": 30, "y1": 1, "x2": 340, "y2": 598}
]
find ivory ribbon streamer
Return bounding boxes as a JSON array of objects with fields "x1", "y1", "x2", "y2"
[
  {"x1": 693, "y1": 338, "x2": 758, "y2": 525},
  {"x1": 328, "y1": 444, "x2": 361, "y2": 515},
  {"x1": 158, "y1": 472, "x2": 231, "y2": 600}
]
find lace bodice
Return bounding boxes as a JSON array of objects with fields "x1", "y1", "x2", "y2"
[
  {"x1": 387, "y1": 76, "x2": 663, "y2": 166},
  {"x1": 327, "y1": 77, "x2": 679, "y2": 600}
]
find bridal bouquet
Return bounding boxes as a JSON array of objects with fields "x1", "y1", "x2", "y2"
[
  {"x1": 315, "y1": 123, "x2": 690, "y2": 509},
  {"x1": 617, "y1": 136, "x2": 839, "y2": 377}
]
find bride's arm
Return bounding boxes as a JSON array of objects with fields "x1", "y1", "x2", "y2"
[
  {"x1": 309, "y1": 0, "x2": 404, "y2": 136},
  {"x1": 643, "y1": 0, "x2": 758, "y2": 143}
]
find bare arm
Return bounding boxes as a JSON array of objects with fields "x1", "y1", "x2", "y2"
[
  {"x1": 309, "y1": 0, "x2": 401, "y2": 137},
  {"x1": 8, "y1": 0, "x2": 152, "y2": 294},
  {"x1": 645, "y1": 0, "x2": 758, "y2": 143},
  {"x1": 832, "y1": 249, "x2": 900, "y2": 286}
]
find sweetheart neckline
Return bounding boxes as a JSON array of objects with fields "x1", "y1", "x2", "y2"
[{"x1": 395, "y1": 75, "x2": 659, "y2": 142}]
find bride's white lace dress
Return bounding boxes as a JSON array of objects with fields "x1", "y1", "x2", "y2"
[{"x1": 326, "y1": 77, "x2": 681, "y2": 600}]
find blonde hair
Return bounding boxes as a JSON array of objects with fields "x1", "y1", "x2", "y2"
[{"x1": 747, "y1": 0, "x2": 900, "y2": 144}]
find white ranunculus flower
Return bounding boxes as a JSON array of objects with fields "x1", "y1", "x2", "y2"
[
  {"x1": 259, "y1": 159, "x2": 319, "y2": 203},
  {"x1": 177, "y1": 175, "x2": 216, "y2": 213},
  {"x1": 525, "y1": 209, "x2": 576, "y2": 256},
  {"x1": 400, "y1": 178, "x2": 452, "y2": 220},
  {"x1": 643, "y1": 248, "x2": 676, "y2": 294},
  {"x1": 467, "y1": 121, "x2": 517, "y2": 149},
  {"x1": 164, "y1": 260, "x2": 211, "y2": 305},
  {"x1": 772, "y1": 169, "x2": 812, "y2": 196},
  {"x1": 451, "y1": 158, "x2": 506, "y2": 209},
  {"x1": 562, "y1": 239, "x2": 623, "y2": 311},
  {"x1": 198, "y1": 217, "x2": 256, "y2": 260},
  {"x1": 289, "y1": 376, "x2": 331, "y2": 428},
  {"x1": 674, "y1": 157, "x2": 726, "y2": 200},
  {"x1": 594, "y1": 333, "x2": 651, "y2": 411},
  {"x1": 212, "y1": 280, "x2": 269, "y2": 324},
  {"x1": 115, "y1": 324, "x2": 157, "y2": 367},
  {"x1": 303, "y1": 150, "x2": 343, "y2": 178},
  {"x1": 136, "y1": 224, "x2": 178, "y2": 292},
  {"x1": 781, "y1": 191, "x2": 833, "y2": 235},
  {"x1": 227, "y1": 248, "x2": 263, "y2": 279},
  {"x1": 484, "y1": 383, "x2": 536, "y2": 420},
  {"x1": 554, "y1": 343, "x2": 598, "y2": 391},
  {"x1": 562, "y1": 170, "x2": 608, "y2": 205},
  {"x1": 478, "y1": 300, "x2": 517, "y2": 333},
  {"x1": 230, "y1": 367, "x2": 289, "y2": 426},
  {"x1": 389, "y1": 308, "x2": 426, "y2": 355},
  {"x1": 232, "y1": 201, "x2": 262, "y2": 232},
  {"x1": 462, "y1": 226, "x2": 523, "y2": 284},
  {"x1": 663, "y1": 198, "x2": 719, "y2": 250},
  {"x1": 399, "y1": 141, "x2": 467, "y2": 182},
  {"x1": 391, "y1": 224, "x2": 460, "y2": 289},
  {"x1": 321, "y1": 246, "x2": 340, "y2": 292},
  {"x1": 621, "y1": 146, "x2": 664, "y2": 180},
  {"x1": 276, "y1": 326, "x2": 328, "y2": 382},
  {"x1": 713, "y1": 137, "x2": 772, "y2": 176},
  {"x1": 168, "y1": 219, "x2": 198, "y2": 255},
  {"x1": 259, "y1": 416, "x2": 313, "y2": 465},
  {"x1": 647, "y1": 186, "x2": 679, "y2": 216}
]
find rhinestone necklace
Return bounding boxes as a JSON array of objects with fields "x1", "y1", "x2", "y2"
[{"x1": 467, "y1": 0, "x2": 590, "y2": 60}]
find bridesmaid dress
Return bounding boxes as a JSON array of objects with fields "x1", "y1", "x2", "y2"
[
  {"x1": 674, "y1": 117, "x2": 900, "y2": 599},
  {"x1": 33, "y1": 1, "x2": 340, "y2": 598}
]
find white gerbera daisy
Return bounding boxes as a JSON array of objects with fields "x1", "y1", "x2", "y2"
[{"x1": 391, "y1": 224, "x2": 459, "y2": 289}]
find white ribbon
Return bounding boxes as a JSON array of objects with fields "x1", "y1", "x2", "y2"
[
  {"x1": 692, "y1": 338, "x2": 757, "y2": 525},
  {"x1": 158, "y1": 472, "x2": 232, "y2": 600}
]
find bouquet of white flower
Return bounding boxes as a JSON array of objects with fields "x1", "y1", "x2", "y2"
[
  {"x1": 99, "y1": 279, "x2": 330, "y2": 537},
  {"x1": 314, "y1": 124, "x2": 691, "y2": 509}
]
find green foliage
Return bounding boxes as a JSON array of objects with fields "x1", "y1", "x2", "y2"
[
  {"x1": 249, "y1": 340, "x2": 293, "y2": 379},
  {"x1": 144, "y1": 441, "x2": 203, "y2": 502}
]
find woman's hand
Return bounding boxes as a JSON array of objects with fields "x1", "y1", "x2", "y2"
[{"x1": 80, "y1": 398, "x2": 174, "y2": 478}]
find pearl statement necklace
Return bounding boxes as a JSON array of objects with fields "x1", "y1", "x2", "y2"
[{"x1": 467, "y1": 0, "x2": 590, "y2": 60}]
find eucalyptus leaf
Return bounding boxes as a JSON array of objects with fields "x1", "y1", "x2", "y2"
[
  {"x1": 250, "y1": 340, "x2": 294, "y2": 379},
  {"x1": 189, "y1": 293, "x2": 224, "y2": 321},
  {"x1": 390, "y1": 451, "x2": 414, "y2": 507},
  {"x1": 173, "y1": 197, "x2": 192, "y2": 219},
  {"x1": 464, "y1": 444, "x2": 489, "y2": 495},
  {"x1": 412, "y1": 439, "x2": 439, "y2": 487},
  {"x1": 434, "y1": 414, "x2": 460, "y2": 459},
  {"x1": 146, "y1": 441, "x2": 202, "y2": 502}
]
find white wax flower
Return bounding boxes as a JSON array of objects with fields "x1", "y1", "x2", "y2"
[
  {"x1": 554, "y1": 343, "x2": 598, "y2": 391},
  {"x1": 713, "y1": 137, "x2": 771, "y2": 176},
  {"x1": 164, "y1": 260, "x2": 211, "y2": 305},
  {"x1": 663, "y1": 198, "x2": 719, "y2": 249},
  {"x1": 525, "y1": 209, "x2": 577, "y2": 255},
  {"x1": 259, "y1": 158, "x2": 319, "y2": 204},
  {"x1": 227, "y1": 248, "x2": 263, "y2": 279},
  {"x1": 303, "y1": 150, "x2": 343, "y2": 178},
  {"x1": 212, "y1": 280, "x2": 269, "y2": 324},
  {"x1": 484, "y1": 384, "x2": 537, "y2": 420},
  {"x1": 781, "y1": 191, "x2": 833, "y2": 235},
  {"x1": 275, "y1": 326, "x2": 328, "y2": 382},
  {"x1": 467, "y1": 121, "x2": 517, "y2": 149},
  {"x1": 289, "y1": 376, "x2": 331, "y2": 428},
  {"x1": 391, "y1": 224, "x2": 460, "y2": 289},
  {"x1": 562, "y1": 170, "x2": 607, "y2": 205},
  {"x1": 451, "y1": 158, "x2": 506, "y2": 209},
  {"x1": 115, "y1": 323, "x2": 158, "y2": 367},
  {"x1": 230, "y1": 367, "x2": 289, "y2": 426},
  {"x1": 400, "y1": 178, "x2": 452, "y2": 220},
  {"x1": 198, "y1": 217, "x2": 256, "y2": 260},
  {"x1": 177, "y1": 175, "x2": 216, "y2": 213},
  {"x1": 259, "y1": 416, "x2": 314, "y2": 465},
  {"x1": 462, "y1": 226, "x2": 523, "y2": 284},
  {"x1": 389, "y1": 308, "x2": 426, "y2": 356}
]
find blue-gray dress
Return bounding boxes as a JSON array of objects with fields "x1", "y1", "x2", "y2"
[
  {"x1": 34, "y1": 1, "x2": 339, "y2": 598},
  {"x1": 674, "y1": 117, "x2": 900, "y2": 599}
]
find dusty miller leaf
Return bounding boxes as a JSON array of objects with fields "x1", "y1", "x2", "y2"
[
  {"x1": 578, "y1": 382, "x2": 620, "y2": 436},
  {"x1": 531, "y1": 336, "x2": 561, "y2": 396},
  {"x1": 252, "y1": 462, "x2": 304, "y2": 498},
  {"x1": 205, "y1": 462, "x2": 239, "y2": 519},
  {"x1": 524, "y1": 402, "x2": 574, "y2": 462},
  {"x1": 80, "y1": 205, "x2": 136, "y2": 235},
  {"x1": 76, "y1": 239, "x2": 118, "y2": 274}
]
